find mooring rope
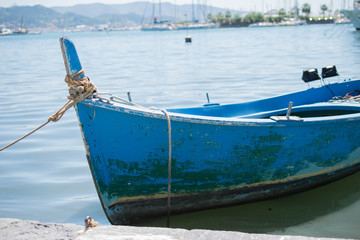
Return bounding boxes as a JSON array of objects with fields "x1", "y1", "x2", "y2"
[
  {"x1": 328, "y1": 90, "x2": 360, "y2": 103},
  {"x1": 0, "y1": 70, "x2": 96, "y2": 152},
  {"x1": 161, "y1": 109, "x2": 172, "y2": 228}
]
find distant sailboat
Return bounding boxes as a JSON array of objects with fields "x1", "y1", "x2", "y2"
[
  {"x1": 13, "y1": 16, "x2": 28, "y2": 34},
  {"x1": 175, "y1": 0, "x2": 217, "y2": 30},
  {"x1": 278, "y1": 0, "x2": 306, "y2": 26},
  {"x1": 141, "y1": 0, "x2": 176, "y2": 31}
]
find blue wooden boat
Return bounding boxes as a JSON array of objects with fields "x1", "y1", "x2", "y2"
[{"x1": 60, "y1": 36, "x2": 360, "y2": 225}]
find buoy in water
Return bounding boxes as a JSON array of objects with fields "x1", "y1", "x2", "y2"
[{"x1": 185, "y1": 36, "x2": 192, "y2": 43}]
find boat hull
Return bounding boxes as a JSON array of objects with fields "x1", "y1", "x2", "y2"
[
  {"x1": 75, "y1": 92, "x2": 360, "y2": 224},
  {"x1": 107, "y1": 159, "x2": 360, "y2": 224},
  {"x1": 341, "y1": 9, "x2": 360, "y2": 30}
]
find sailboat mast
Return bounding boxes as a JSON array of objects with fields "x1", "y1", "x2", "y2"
[
  {"x1": 174, "y1": 0, "x2": 177, "y2": 22},
  {"x1": 20, "y1": 16, "x2": 24, "y2": 29},
  {"x1": 192, "y1": 0, "x2": 195, "y2": 22},
  {"x1": 159, "y1": 0, "x2": 162, "y2": 23},
  {"x1": 204, "y1": 0, "x2": 208, "y2": 21},
  {"x1": 152, "y1": 0, "x2": 155, "y2": 23},
  {"x1": 294, "y1": 0, "x2": 298, "y2": 20}
]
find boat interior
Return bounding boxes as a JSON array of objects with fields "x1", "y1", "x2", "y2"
[
  {"x1": 168, "y1": 68, "x2": 360, "y2": 119},
  {"x1": 168, "y1": 99, "x2": 360, "y2": 119}
]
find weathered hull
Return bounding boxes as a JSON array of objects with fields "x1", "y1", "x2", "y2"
[
  {"x1": 107, "y1": 159, "x2": 360, "y2": 224},
  {"x1": 58, "y1": 35, "x2": 360, "y2": 225},
  {"x1": 75, "y1": 88, "x2": 360, "y2": 224}
]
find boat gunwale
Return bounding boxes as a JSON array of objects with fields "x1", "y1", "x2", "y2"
[{"x1": 79, "y1": 98, "x2": 360, "y2": 127}]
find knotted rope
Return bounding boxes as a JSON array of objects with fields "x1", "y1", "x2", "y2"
[{"x1": 0, "y1": 70, "x2": 96, "y2": 152}]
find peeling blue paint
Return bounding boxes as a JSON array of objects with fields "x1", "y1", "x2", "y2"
[
  {"x1": 60, "y1": 36, "x2": 360, "y2": 224},
  {"x1": 74, "y1": 80, "x2": 360, "y2": 224}
]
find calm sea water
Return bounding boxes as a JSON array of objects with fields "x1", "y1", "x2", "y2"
[{"x1": 1, "y1": 24, "x2": 360, "y2": 238}]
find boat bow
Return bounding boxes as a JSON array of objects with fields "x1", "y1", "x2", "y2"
[{"x1": 59, "y1": 36, "x2": 360, "y2": 225}]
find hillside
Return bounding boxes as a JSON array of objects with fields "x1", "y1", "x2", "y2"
[
  {"x1": 0, "y1": 2, "x2": 242, "y2": 30},
  {"x1": 52, "y1": 2, "x2": 149, "y2": 18},
  {"x1": 0, "y1": 5, "x2": 99, "y2": 29},
  {"x1": 52, "y1": 2, "x2": 235, "y2": 25}
]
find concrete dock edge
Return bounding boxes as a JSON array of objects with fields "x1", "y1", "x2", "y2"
[{"x1": 0, "y1": 218, "x2": 352, "y2": 240}]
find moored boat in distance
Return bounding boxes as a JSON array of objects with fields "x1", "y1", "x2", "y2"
[
  {"x1": 0, "y1": 27, "x2": 13, "y2": 36},
  {"x1": 278, "y1": 18, "x2": 307, "y2": 26},
  {"x1": 341, "y1": 0, "x2": 360, "y2": 30},
  {"x1": 141, "y1": 20, "x2": 177, "y2": 31},
  {"x1": 13, "y1": 27, "x2": 28, "y2": 34},
  {"x1": 141, "y1": 0, "x2": 176, "y2": 31},
  {"x1": 60, "y1": 36, "x2": 360, "y2": 225},
  {"x1": 249, "y1": 22, "x2": 278, "y2": 27},
  {"x1": 13, "y1": 16, "x2": 28, "y2": 35},
  {"x1": 176, "y1": 21, "x2": 217, "y2": 30}
]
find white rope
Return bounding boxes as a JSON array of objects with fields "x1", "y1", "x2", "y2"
[{"x1": 161, "y1": 109, "x2": 172, "y2": 228}]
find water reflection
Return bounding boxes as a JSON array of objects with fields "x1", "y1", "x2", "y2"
[{"x1": 137, "y1": 171, "x2": 360, "y2": 238}]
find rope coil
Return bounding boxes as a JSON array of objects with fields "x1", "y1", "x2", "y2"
[
  {"x1": 0, "y1": 70, "x2": 96, "y2": 152},
  {"x1": 49, "y1": 70, "x2": 97, "y2": 122}
]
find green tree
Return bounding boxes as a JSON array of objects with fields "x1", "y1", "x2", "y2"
[
  {"x1": 216, "y1": 12, "x2": 224, "y2": 23},
  {"x1": 302, "y1": 3, "x2": 311, "y2": 16},
  {"x1": 207, "y1": 13, "x2": 212, "y2": 22},
  {"x1": 233, "y1": 13, "x2": 242, "y2": 24},
  {"x1": 207, "y1": 13, "x2": 217, "y2": 23},
  {"x1": 320, "y1": 4, "x2": 328, "y2": 16},
  {"x1": 279, "y1": 8, "x2": 286, "y2": 19},
  {"x1": 290, "y1": 6, "x2": 299, "y2": 17},
  {"x1": 267, "y1": 16, "x2": 277, "y2": 23},
  {"x1": 243, "y1": 12, "x2": 264, "y2": 23},
  {"x1": 225, "y1": 10, "x2": 232, "y2": 24}
]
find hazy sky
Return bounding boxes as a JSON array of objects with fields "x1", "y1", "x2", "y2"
[{"x1": 0, "y1": 0, "x2": 352, "y2": 13}]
